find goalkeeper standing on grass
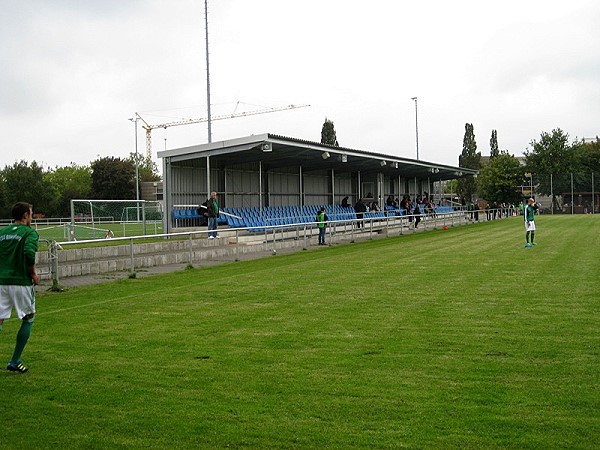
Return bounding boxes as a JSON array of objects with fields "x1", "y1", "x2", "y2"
[
  {"x1": 0, "y1": 202, "x2": 39, "y2": 373},
  {"x1": 524, "y1": 197, "x2": 540, "y2": 248}
]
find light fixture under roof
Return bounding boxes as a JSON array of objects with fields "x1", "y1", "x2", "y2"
[
  {"x1": 322, "y1": 151, "x2": 330, "y2": 160},
  {"x1": 380, "y1": 160, "x2": 387, "y2": 167}
]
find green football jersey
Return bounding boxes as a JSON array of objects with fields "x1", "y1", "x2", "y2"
[
  {"x1": 524, "y1": 203, "x2": 538, "y2": 222},
  {"x1": 0, "y1": 224, "x2": 39, "y2": 286}
]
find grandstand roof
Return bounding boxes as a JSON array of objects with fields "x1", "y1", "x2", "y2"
[{"x1": 158, "y1": 133, "x2": 477, "y2": 181}]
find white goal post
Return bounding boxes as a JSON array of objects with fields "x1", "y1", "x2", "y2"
[{"x1": 69, "y1": 199, "x2": 163, "y2": 241}]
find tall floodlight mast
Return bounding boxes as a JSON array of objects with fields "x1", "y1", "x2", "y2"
[
  {"x1": 135, "y1": 1, "x2": 309, "y2": 159},
  {"x1": 411, "y1": 96, "x2": 419, "y2": 160},
  {"x1": 204, "y1": 0, "x2": 212, "y2": 143}
]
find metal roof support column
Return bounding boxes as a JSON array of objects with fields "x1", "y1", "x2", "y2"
[
  {"x1": 379, "y1": 173, "x2": 384, "y2": 206},
  {"x1": 299, "y1": 166, "x2": 303, "y2": 208},
  {"x1": 267, "y1": 170, "x2": 271, "y2": 207},
  {"x1": 358, "y1": 171, "x2": 362, "y2": 199},
  {"x1": 378, "y1": 174, "x2": 381, "y2": 204},
  {"x1": 206, "y1": 155, "x2": 211, "y2": 198},
  {"x1": 398, "y1": 175, "x2": 401, "y2": 197},
  {"x1": 259, "y1": 161, "x2": 263, "y2": 211},
  {"x1": 163, "y1": 157, "x2": 172, "y2": 234},
  {"x1": 331, "y1": 168, "x2": 335, "y2": 209},
  {"x1": 224, "y1": 167, "x2": 228, "y2": 207}
]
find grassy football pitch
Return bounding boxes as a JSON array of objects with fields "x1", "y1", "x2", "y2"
[
  {"x1": 34, "y1": 221, "x2": 164, "y2": 242},
  {"x1": 1, "y1": 215, "x2": 598, "y2": 449}
]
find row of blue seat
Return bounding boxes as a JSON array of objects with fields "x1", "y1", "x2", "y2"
[
  {"x1": 172, "y1": 204, "x2": 454, "y2": 230},
  {"x1": 171, "y1": 208, "x2": 227, "y2": 224},
  {"x1": 219, "y1": 205, "x2": 388, "y2": 232}
]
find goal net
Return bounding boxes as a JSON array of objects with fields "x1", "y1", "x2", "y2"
[{"x1": 70, "y1": 199, "x2": 164, "y2": 241}]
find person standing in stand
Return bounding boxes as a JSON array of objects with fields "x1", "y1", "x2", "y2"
[
  {"x1": 0, "y1": 202, "x2": 39, "y2": 373},
  {"x1": 316, "y1": 207, "x2": 329, "y2": 245},
  {"x1": 354, "y1": 199, "x2": 367, "y2": 229},
  {"x1": 205, "y1": 192, "x2": 220, "y2": 239},
  {"x1": 413, "y1": 202, "x2": 421, "y2": 229}
]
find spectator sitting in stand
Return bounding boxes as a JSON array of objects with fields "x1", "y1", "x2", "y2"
[
  {"x1": 386, "y1": 195, "x2": 397, "y2": 208},
  {"x1": 428, "y1": 200, "x2": 437, "y2": 217}
]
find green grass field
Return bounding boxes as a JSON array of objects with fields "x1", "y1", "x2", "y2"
[
  {"x1": 34, "y1": 221, "x2": 164, "y2": 242},
  {"x1": 1, "y1": 215, "x2": 598, "y2": 449}
]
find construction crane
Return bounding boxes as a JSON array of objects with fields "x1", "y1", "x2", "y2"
[{"x1": 135, "y1": 104, "x2": 309, "y2": 160}]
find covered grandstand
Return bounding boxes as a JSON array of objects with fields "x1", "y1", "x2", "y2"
[{"x1": 158, "y1": 133, "x2": 477, "y2": 233}]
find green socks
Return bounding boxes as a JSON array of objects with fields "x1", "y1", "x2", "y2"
[{"x1": 10, "y1": 320, "x2": 32, "y2": 364}]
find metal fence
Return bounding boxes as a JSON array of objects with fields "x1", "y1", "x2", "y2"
[
  {"x1": 525, "y1": 172, "x2": 598, "y2": 214},
  {"x1": 41, "y1": 208, "x2": 507, "y2": 288}
]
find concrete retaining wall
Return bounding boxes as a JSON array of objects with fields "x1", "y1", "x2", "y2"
[
  {"x1": 35, "y1": 233, "x2": 308, "y2": 280},
  {"x1": 35, "y1": 212, "x2": 475, "y2": 281}
]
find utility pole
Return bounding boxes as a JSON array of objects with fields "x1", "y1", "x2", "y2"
[{"x1": 411, "y1": 97, "x2": 419, "y2": 160}]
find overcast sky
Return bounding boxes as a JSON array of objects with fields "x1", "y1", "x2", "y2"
[{"x1": 2, "y1": 0, "x2": 599, "y2": 171}]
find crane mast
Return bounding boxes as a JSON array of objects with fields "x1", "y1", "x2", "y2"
[{"x1": 136, "y1": 104, "x2": 309, "y2": 160}]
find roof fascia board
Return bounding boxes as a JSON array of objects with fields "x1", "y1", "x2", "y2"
[
  {"x1": 160, "y1": 132, "x2": 477, "y2": 176},
  {"x1": 168, "y1": 142, "x2": 261, "y2": 163},
  {"x1": 158, "y1": 133, "x2": 269, "y2": 159}
]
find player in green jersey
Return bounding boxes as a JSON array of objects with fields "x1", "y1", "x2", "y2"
[
  {"x1": 524, "y1": 197, "x2": 540, "y2": 248},
  {"x1": 0, "y1": 202, "x2": 39, "y2": 373}
]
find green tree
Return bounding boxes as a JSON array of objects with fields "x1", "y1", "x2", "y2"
[
  {"x1": 320, "y1": 118, "x2": 339, "y2": 146},
  {"x1": 0, "y1": 176, "x2": 7, "y2": 218},
  {"x1": 44, "y1": 163, "x2": 92, "y2": 217},
  {"x1": 457, "y1": 123, "x2": 481, "y2": 202},
  {"x1": 524, "y1": 128, "x2": 578, "y2": 208},
  {"x1": 0, "y1": 161, "x2": 54, "y2": 217},
  {"x1": 126, "y1": 153, "x2": 161, "y2": 183},
  {"x1": 490, "y1": 129, "x2": 499, "y2": 159},
  {"x1": 90, "y1": 157, "x2": 136, "y2": 200},
  {"x1": 477, "y1": 152, "x2": 524, "y2": 205},
  {"x1": 575, "y1": 138, "x2": 600, "y2": 174},
  {"x1": 525, "y1": 128, "x2": 575, "y2": 177},
  {"x1": 571, "y1": 138, "x2": 600, "y2": 197}
]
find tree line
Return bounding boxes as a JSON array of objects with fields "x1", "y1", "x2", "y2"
[
  {"x1": 0, "y1": 154, "x2": 160, "y2": 218},
  {"x1": 457, "y1": 125, "x2": 600, "y2": 206}
]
